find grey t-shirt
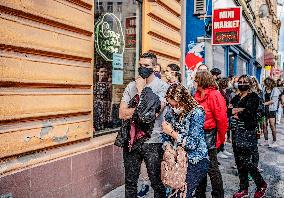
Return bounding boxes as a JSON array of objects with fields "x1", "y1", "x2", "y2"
[{"x1": 121, "y1": 77, "x2": 169, "y2": 143}]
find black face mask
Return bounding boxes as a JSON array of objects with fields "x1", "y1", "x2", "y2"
[
  {"x1": 238, "y1": 84, "x2": 250, "y2": 92},
  {"x1": 138, "y1": 67, "x2": 154, "y2": 79}
]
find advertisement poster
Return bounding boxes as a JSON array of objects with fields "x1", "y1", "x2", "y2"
[
  {"x1": 125, "y1": 17, "x2": 136, "y2": 49},
  {"x1": 112, "y1": 53, "x2": 123, "y2": 69},
  {"x1": 212, "y1": 7, "x2": 241, "y2": 45},
  {"x1": 112, "y1": 70, "x2": 124, "y2": 85}
]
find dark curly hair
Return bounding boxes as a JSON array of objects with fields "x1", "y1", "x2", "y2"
[{"x1": 166, "y1": 83, "x2": 199, "y2": 113}]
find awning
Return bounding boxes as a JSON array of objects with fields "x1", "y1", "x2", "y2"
[{"x1": 264, "y1": 50, "x2": 275, "y2": 66}]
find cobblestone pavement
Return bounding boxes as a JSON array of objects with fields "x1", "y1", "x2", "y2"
[{"x1": 103, "y1": 119, "x2": 284, "y2": 198}]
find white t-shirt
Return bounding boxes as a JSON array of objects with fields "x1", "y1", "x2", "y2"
[{"x1": 121, "y1": 77, "x2": 169, "y2": 143}]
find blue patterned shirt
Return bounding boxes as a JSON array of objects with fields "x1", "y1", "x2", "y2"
[{"x1": 162, "y1": 107, "x2": 208, "y2": 164}]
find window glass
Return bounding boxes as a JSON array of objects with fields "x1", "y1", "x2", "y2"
[
  {"x1": 213, "y1": 46, "x2": 226, "y2": 76},
  {"x1": 240, "y1": 16, "x2": 253, "y2": 56},
  {"x1": 94, "y1": 0, "x2": 141, "y2": 133},
  {"x1": 228, "y1": 51, "x2": 235, "y2": 76},
  {"x1": 237, "y1": 57, "x2": 247, "y2": 75},
  {"x1": 256, "y1": 37, "x2": 265, "y2": 66}
]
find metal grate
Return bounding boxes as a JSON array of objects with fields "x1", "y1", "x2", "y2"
[{"x1": 194, "y1": 0, "x2": 206, "y2": 15}]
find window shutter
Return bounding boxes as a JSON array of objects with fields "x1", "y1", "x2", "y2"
[{"x1": 194, "y1": 0, "x2": 206, "y2": 15}]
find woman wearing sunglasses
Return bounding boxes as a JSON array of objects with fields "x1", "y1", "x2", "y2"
[{"x1": 229, "y1": 75, "x2": 267, "y2": 198}]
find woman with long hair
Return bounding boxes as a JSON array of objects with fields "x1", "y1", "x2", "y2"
[
  {"x1": 230, "y1": 75, "x2": 267, "y2": 198},
  {"x1": 162, "y1": 83, "x2": 209, "y2": 198},
  {"x1": 165, "y1": 63, "x2": 182, "y2": 84},
  {"x1": 262, "y1": 77, "x2": 281, "y2": 147},
  {"x1": 194, "y1": 71, "x2": 228, "y2": 198},
  {"x1": 250, "y1": 77, "x2": 265, "y2": 173}
]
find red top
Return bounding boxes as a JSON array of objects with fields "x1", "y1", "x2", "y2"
[{"x1": 194, "y1": 87, "x2": 228, "y2": 148}]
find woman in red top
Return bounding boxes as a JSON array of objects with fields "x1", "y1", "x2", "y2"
[{"x1": 194, "y1": 71, "x2": 228, "y2": 198}]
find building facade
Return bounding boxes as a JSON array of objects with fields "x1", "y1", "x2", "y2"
[
  {"x1": 185, "y1": 0, "x2": 281, "y2": 82},
  {"x1": 0, "y1": 0, "x2": 184, "y2": 197}
]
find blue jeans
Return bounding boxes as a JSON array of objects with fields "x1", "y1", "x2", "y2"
[{"x1": 187, "y1": 158, "x2": 209, "y2": 198}]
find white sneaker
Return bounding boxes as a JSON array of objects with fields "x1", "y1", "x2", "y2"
[
  {"x1": 269, "y1": 141, "x2": 278, "y2": 148},
  {"x1": 218, "y1": 153, "x2": 229, "y2": 159},
  {"x1": 223, "y1": 150, "x2": 233, "y2": 156}
]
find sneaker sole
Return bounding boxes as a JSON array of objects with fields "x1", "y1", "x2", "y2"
[
  {"x1": 256, "y1": 184, "x2": 268, "y2": 198},
  {"x1": 233, "y1": 194, "x2": 249, "y2": 198}
]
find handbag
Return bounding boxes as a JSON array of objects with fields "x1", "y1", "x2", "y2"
[{"x1": 161, "y1": 144, "x2": 188, "y2": 198}]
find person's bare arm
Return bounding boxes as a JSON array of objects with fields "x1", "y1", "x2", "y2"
[
  {"x1": 119, "y1": 101, "x2": 135, "y2": 120},
  {"x1": 264, "y1": 101, "x2": 274, "y2": 106}
]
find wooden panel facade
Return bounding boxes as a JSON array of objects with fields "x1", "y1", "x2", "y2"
[
  {"x1": 142, "y1": 0, "x2": 182, "y2": 70},
  {"x1": 0, "y1": 0, "x2": 94, "y2": 159}
]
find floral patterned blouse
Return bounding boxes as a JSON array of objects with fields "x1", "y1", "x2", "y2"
[{"x1": 162, "y1": 107, "x2": 208, "y2": 164}]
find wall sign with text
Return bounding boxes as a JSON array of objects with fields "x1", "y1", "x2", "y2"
[
  {"x1": 125, "y1": 17, "x2": 136, "y2": 49},
  {"x1": 212, "y1": 7, "x2": 241, "y2": 45}
]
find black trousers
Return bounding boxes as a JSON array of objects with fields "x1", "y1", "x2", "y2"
[
  {"x1": 251, "y1": 145, "x2": 259, "y2": 167},
  {"x1": 234, "y1": 147, "x2": 265, "y2": 191},
  {"x1": 123, "y1": 143, "x2": 165, "y2": 198},
  {"x1": 194, "y1": 149, "x2": 224, "y2": 198}
]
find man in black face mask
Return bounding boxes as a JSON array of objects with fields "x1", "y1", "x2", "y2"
[
  {"x1": 229, "y1": 75, "x2": 267, "y2": 198},
  {"x1": 119, "y1": 52, "x2": 169, "y2": 198}
]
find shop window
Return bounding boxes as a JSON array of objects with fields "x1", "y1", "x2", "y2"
[{"x1": 94, "y1": 0, "x2": 141, "y2": 135}]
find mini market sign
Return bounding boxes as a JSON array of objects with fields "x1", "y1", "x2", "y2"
[{"x1": 212, "y1": 7, "x2": 241, "y2": 45}]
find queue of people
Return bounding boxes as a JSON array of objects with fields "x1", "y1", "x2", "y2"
[{"x1": 116, "y1": 52, "x2": 284, "y2": 198}]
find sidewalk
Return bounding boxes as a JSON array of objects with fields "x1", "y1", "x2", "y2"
[{"x1": 103, "y1": 119, "x2": 284, "y2": 198}]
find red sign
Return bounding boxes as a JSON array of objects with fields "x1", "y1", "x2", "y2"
[
  {"x1": 212, "y1": 7, "x2": 241, "y2": 45},
  {"x1": 125, "y1": 17, "x2": 136, "y2": 49}
]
